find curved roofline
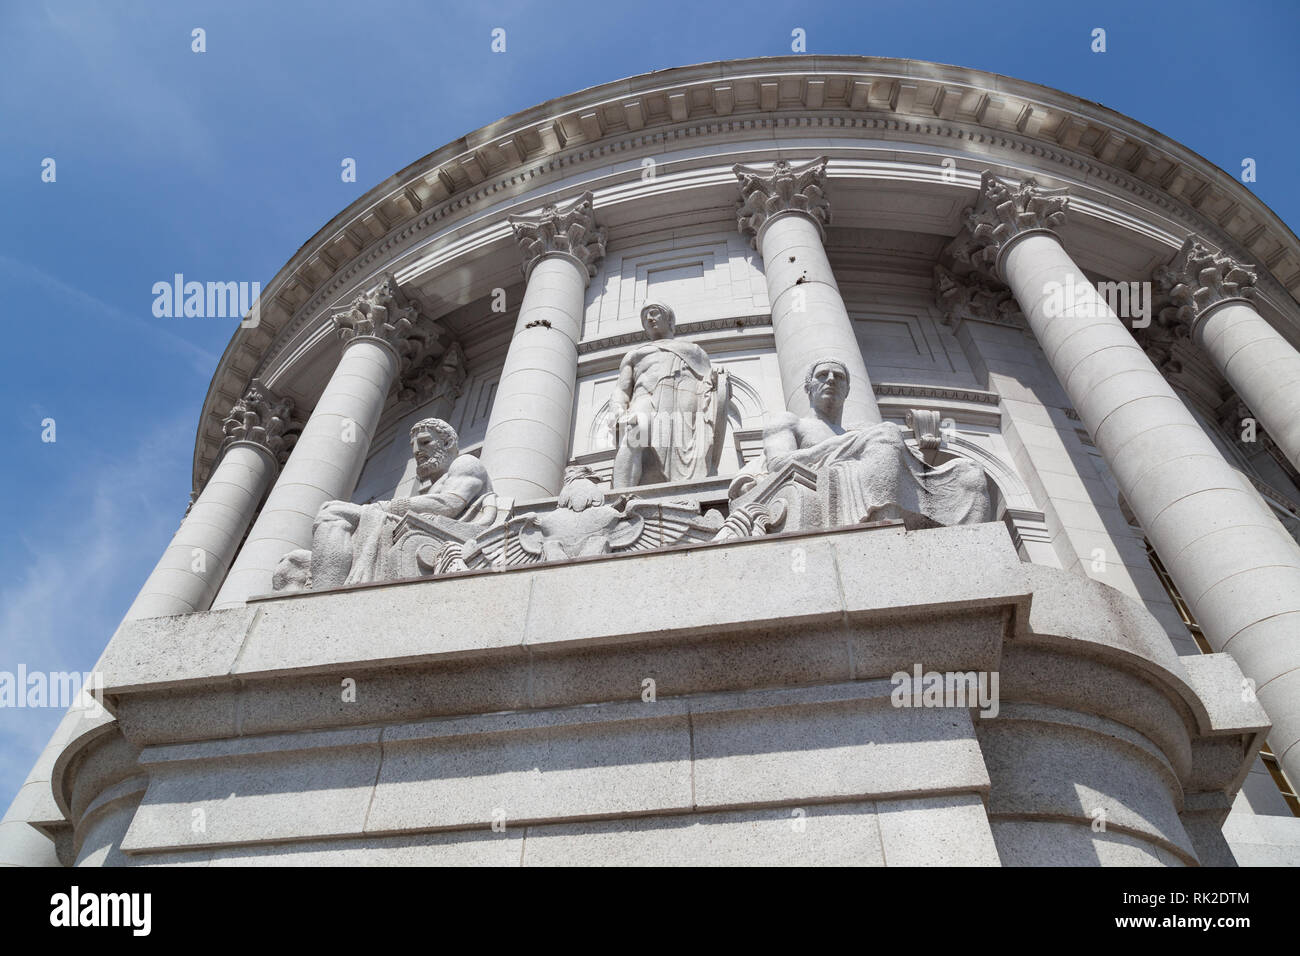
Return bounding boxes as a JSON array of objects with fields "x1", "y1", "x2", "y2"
[
  {"x1": 191, "y1": 54, "x2": 1300, "y2": 489},
  {"x1": 283, "y1": 55, "x2": 1300, "y2": 273}
]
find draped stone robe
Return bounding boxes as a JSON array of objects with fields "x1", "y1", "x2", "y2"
[
  {"x1": 620, "y1": 340, "x2": 729, "y2": 483},
  {"x1": 801, "y1": 422, "x2": 990, "y2": 528}
]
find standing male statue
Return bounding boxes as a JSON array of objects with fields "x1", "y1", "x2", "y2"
[{"x1": 608, "y1": 302, "x2": 730, "y2": 488}]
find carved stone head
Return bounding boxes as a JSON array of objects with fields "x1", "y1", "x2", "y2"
[
  {"x1": 640, "y1": 302, "x2": 676, "y2": 340},
  {"x1": 409, "y1": 418, "x2": 459, "y2": 483},
  {"x1": 557, "y1": 465, "x2": 606, "y2": 513},
  {"x1": 804, "y1": 359, "x2": 851, "y2": 414}
]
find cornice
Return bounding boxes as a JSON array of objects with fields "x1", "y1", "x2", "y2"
[
  {"x1": 576, "y1": 314, "x2": 772, "y2": 356},
  {"x1": 191, "y1": 55, "x2": 1300, "y2": 491}
]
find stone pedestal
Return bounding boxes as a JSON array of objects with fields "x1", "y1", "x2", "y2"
[{"x1": 62, "y1": 522, "x2": 1266, "y2": 866}]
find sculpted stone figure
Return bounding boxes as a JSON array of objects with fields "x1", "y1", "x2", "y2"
[
  {"x1": 609, "y1": 303, "x2": 730, "y2": 488},
  {"x1": 516, "y1": 466, "x2": 644, "y2": 561},
  {"x1": 307, "y1": 418, "x2": 493, "y2": 589},
  {"x1": 759, "y1": 359, "x2": 990, "y2": 528}
]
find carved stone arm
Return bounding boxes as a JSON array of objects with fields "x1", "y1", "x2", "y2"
[
  {"x1": 761, "y1": 414, "x2": 800, "y2": 470},
  {"x1": 607, "y1": 359, "x2": 635, "y2": 426}
]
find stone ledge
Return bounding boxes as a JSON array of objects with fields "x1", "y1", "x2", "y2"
[
  {"x1": 99, "y1": 522, "x2": 1030, "y2": 698},
  {"x1": 120, "y1": 793, "x2": 999, "y2": 867},
  {"x1": 118, "y1": 680, "x2": 991, "y2": 855},
  {"x1": 69, "y1": 520, "x2": 1275, "y2": 867}
]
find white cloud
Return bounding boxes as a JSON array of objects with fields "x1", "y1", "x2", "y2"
[
  {"x1": 0, "y1": 255, "x2": 219, "y2": 377},
  {"x1": 0, "y1": 413, "x2": 193, "y2": 812}
]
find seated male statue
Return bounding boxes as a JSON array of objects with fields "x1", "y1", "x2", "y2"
[
  {"x1": 758, "y1": 359, "x2": 990, "y2": 528},
  {"x1": 308, "y1": 418, "x2": 494, "y2": 588}
]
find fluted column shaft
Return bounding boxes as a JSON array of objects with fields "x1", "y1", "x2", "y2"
[
  {"x1": 968, "y1": 173, "x2": 1300, "y2": 790},
  {"x1": 735, "y1": 157, "x2": 880, "y2": 425},
  {"x1": 479, "y1": 192, "x2": 605, "y2": 501}
]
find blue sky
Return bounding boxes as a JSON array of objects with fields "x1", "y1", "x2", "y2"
[{"x1": 1, "y1": 0, "x2": 1297, "y2": 811}]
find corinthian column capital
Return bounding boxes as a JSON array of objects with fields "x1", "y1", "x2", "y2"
[
  {"x1": 1153, "y1": 236, "x2": 1258, "y2": 335},
  {"x1": 398, "y1": 340, "x2": 467, "y2": 407},
  {"x1": 332, "y1": 272, "x2": 447, "y2": 374},
  {"x1": 933, "y1": 265, "x2": 1026, "y2": 330},
  {"x1": 220, "y1": 379, "x2": 300, "y2": 468},
  {"x1": 962, "y1": 170, "x2": 1069, "y2": 279},
  {"x1": 733, "y1": 156, "x2": 831, "y2": 248},
  {"x1": 509, "y1": 191, "x2": 606, "y2": 282}
]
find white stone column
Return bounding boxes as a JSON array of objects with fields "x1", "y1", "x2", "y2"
[
  {"x1": 1155, "y1": 237, "x2": 1300, "y2": 472},
  {"x1": 734, "y1": 156, "x2": 881, "y2": 425},
  {"x1": 127, "y1": 382, "x2": 296, "y2": 619},
  {"x1": 213, "y1": 273, "x2": 446, "y2": 607},
  {"x1": 479, "y1": 192, "x2": 605, "y2": 500},
  {"x1": 964, "y1": 170, "x2": 1300, "y2": 792}
]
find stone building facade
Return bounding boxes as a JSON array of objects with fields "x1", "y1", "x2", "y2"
[{"x1": 3, "y1": 55, "x2": 1299, "y2": 866}]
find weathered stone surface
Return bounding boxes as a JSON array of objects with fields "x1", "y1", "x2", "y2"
[
  {"x1": 738, "y1": 359, "x2": 991, "y2": 531},
  {"x1": 123, "y1": 730, "x2": 383, "y2": 851},
  {"x1": 978, "y1": 702, "x2": 1195, "y2": 861},
  {"x1": 991, "y1": 820, "x2": 1185, "y2": 867},
  {"x1": 99, "y1": 607, "x2": 258, "y2": 693},
  {"x1": 366, "y1": 704, "x2": 693, "y2": 833},
  {"x1": 609, "y1": 303, "x2": 730, "y2": 488},
  {"x1": 689, "y1": 682, "x2": 990, "y2": 808},
  {"x1": 522, "y1": 803, "x2": 885, "y2": 867},
  {"x1": 875, "y1": 794, "x2": 1001, "y2": 866}
]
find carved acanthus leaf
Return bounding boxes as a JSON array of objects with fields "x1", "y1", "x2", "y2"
[
  {"x1": 220, "y1": 379, "x2": 300, "y2": 466},
  {"x1": 961, "y1": 170, "x2": 1069, "y2": 277},
  {"x1": 332, "y1": 272, "x2": 447, "y2": 374},
  {"x1": 933, "y1": 264, "x2": 1026, "y2": 328},
  {"x1": 733, "y1": 156, "x2": 831, "y2": 247},
  {"x1": 399, "y1": 340, "x2": 467, "y2": 407},
  {"x1": 1153, "y1": 236, "x2": 1257, "y2": 331},
  {"x1": 509, "y1": 191, "x2": 606, "y2": 279}
]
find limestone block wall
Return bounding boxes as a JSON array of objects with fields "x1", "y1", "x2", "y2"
[
  {"x1": 581, "y1": 232, "x2": 769, "y2": 340},
  {"x1": 66, "y1": 522, "x2": 1266, "y2": 867}
]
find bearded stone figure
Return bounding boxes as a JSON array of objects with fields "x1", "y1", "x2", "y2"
[
  {"x1": 758, "y1": 359, "x2": 991, "y2": 528},
  {"x1": 608, "y1": 303, "x2": 730, "y2": 489},
  {"x1": 299, "y1": 418, "x2": 494, "y2": 589}
]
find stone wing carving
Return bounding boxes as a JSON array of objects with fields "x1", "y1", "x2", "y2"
[
  {"x1": 388, "y1": 500, "x2": 515, "y2": 579},
  {"x1": 459, "y1": 524, "x2": 542, "y2": 571},
  {"x1": 621, "y1": 500, "x2": 724, "y2": 551}
]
